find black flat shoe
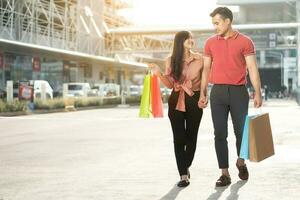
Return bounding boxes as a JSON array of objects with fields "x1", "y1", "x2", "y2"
[{"x1": 177, "y1": 180, "x2": 190, "y2": 187}]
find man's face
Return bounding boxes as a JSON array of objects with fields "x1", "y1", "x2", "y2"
[{"x1": 212, "y1": 14, "x2": 231, "y2": 36}]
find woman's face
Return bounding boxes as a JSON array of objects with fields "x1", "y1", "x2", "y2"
[{"x1": 183, "y1": 34, "x2": 194, "y2": 50}]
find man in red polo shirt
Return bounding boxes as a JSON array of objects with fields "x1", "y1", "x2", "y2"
[{"x1": 199, "y1": 7, "x2": 262, "y2": 187}]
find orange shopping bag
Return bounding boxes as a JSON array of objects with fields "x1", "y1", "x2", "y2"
[{"x1": 151, "y1": 74, "x2": 163, "y2": 118}]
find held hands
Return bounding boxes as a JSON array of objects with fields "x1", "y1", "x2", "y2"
[
  {"x1": 148, "y1": 63, "x2": 161, "y2": 76},
  {"x1": 198, "y1": 93, "x2": 208, "y2": 109},
  {"x1": 198, "y1": 92, "x2": 262, "y2": 108}
]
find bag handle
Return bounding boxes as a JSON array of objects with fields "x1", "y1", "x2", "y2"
[{"x1": 252, "y1": 106, "x2": 263, "y2": 116}]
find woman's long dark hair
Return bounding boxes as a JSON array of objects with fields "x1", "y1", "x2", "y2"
[{"x1": 171, "y1": 31, "x2": 191, "y2": 81}]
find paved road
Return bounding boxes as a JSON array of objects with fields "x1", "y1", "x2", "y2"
[{"x1": 0, "y1": 99, "x2": 299, "y2": 200}]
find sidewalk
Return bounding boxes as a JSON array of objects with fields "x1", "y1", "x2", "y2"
[{"x1": 0, "y1": 99, "x2": 299, "y2": 200}]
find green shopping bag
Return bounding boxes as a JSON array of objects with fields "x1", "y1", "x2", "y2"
[{"x1": 139, "y1": 74, "x2": 151, "y2": 118}]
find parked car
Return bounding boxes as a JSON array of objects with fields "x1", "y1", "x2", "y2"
[
  {"x1": 13, "y1": 81, "x2": 27, "y2": 98},
  {"x1": 52, "y1": 84, "x2": 63, "y2": 97},
  {"x1": 31, "y1": 80, "x2": 53, "y2": 99},
  {"x1": 12, "y1": 80, "x2": 53, "y2": 99},
  {"x1": 0, "y1": 88, "x2": 6, "y2": 99},
  {"x1": 128, "y1": 85, "x2": 142, "y2": 96},
  {"x1": 161, "y1": 87, "x2": 172, "y2": 97},
  {"x1": 67, "y1": 82, "x2": 92, "y2": 97},
  {"x1": 92, "y1": 83, "x2": 120, "y2": 97}
]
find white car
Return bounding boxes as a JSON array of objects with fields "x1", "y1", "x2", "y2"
[
  {"x1": 92, "y1": 83, "x2": 120, "y2": 97},
  {"x1": 31, "y1": 80, "x2": 53, "y2": 99},
  {"x1": 67, "y1": 82, "x2": 92, "y2": 97},
  {"x1": 128, "y1": 85, "x2": 142, "y2": 96}
]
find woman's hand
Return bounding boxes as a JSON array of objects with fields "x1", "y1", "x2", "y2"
[
  {"x1": 148, "y1": 63, "x2": 161, "y2": 76},
  {"x1": 198, "y1": 93, "x2": 208, "y2": 109}
]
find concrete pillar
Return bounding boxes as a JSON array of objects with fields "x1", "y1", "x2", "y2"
[
  {"x1": 283, "y1": 50, "x2": 289, "y2": 89},
  {"x1": 108, "y1": 66, "x2": 115, "y2": 83},
  {"x1": 41, "y1": 82, "x2": 46, "y2": 101},
  {"x1": 260, "y1": 50, "x2": 265, "y2": 68},
  {"x1": 83, "y1": 85, "x2": 88, "y2": 97},
  {"x1": 63, "y1": 83, "x2": 68, "y2": 98},
  {"x1": 92, "y1": 64, "x2": 100, "y2": 83},
  {"x1": 6, "y1": 80, "x2": 13, "y2": 103},
  {"x1": 297, "y1": 0, "x2": 300, "y2": 87},
  {"x1": 124, "y1": 68, "x2": 130, "y2": 96}
]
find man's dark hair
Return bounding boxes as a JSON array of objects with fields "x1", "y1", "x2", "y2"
[{"x1": 210, "y1": 7, "x2": 233, "y2": 22}]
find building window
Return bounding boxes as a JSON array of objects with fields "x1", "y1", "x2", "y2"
[
  {"x1": 82, "y1": 64, "x2": 92, "y2": 78},
  {"x1": 99, "y1": 71, "x2": 103, "y2": 80}
]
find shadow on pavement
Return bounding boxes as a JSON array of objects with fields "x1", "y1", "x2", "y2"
[
  {"x1": 207, "y1": 185, "x2": 229, "y2": 200},
  {"x1": 159, "y1": 184, "x2": 185, "y2": 200},
  {"x1": 226, "y1": 180, "x2": 247, "y2": 200},
  {"x1": 206, "y1": 180, "x2": 247, "y2": 200}
]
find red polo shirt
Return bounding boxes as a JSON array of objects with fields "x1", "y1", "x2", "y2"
[{"x1": 204, "y1": 31, "x2": 256, "y2": 85}]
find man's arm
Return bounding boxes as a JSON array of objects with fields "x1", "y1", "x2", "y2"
[
  {"x1": 245, "y1": 55, "x2": 262, "y2": 108},
  {"x1": 199, "y1": 56, "x2": 212, "y2": 108}
]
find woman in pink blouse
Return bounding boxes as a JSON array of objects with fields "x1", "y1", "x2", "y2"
[{"x1": 149, "y1": 31, "x2": 204, "y2": 187}]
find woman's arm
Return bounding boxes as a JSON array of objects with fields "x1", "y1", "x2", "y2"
[
  {"x1": 148, "y1": 58, "x2": 174, "y2": 89},
  {"x1": 198, "y1": 56, "x2": 212, "y2": 108}
]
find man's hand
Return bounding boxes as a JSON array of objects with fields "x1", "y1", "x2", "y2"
[
  {"x1": 198, "y1": 93, "x2": 208, "y2": 108},
  {"x1": 254, "y1": 93, "x2": 262, "y2": 108}
]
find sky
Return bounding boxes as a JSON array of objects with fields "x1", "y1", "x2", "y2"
[{"x1": 118, "y1": 0, "x2": 227, "y2": 27}]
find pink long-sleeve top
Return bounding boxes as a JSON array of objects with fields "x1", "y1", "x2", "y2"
[{"x1": 161, "y1": 53, "x2": 203, "y2": 112}]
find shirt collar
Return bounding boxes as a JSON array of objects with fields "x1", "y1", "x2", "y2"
[{"x1": 217, "y1": 31, "x2": 239, "y2": 40}]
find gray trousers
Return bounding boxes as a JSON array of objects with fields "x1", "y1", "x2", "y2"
[{"x1": 210, "y1": 84, "x2": 249, "y2": 169}]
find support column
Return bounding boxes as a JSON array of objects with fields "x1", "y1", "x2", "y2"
[
  {"x1": 124, "y1": 68, "x2": 130, "y2": 96},
  {"x1": 108, "y1": 66, "x2": 115, "y2": 83},
  {"x1": 92, "y1": 63, "x2": 100, "y2": 83},
  {"x1": 297, "y1": 0, "x2": 300, "y2": 87},
  {"x1": 260, "y1": 50, "x2": 265, "y2": 68},
  {"x1": 6, "y1": 80, "x2": 13, "y2": 103}
]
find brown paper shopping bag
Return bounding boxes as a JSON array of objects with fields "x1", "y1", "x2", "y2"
[{"x1": 249, "y1": 113, "x2": 275, "y2": 162}]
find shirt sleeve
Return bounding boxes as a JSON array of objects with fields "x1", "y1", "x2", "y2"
[
  {"x1": 203, "y1": 39, "x2": 212, "y2": 58},
  {"x1": 243, "y1": 38, "x2": 256, "y2": 56}
]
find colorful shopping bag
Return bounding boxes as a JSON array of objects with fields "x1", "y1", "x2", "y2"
[
  {"x1": 249, "y1": 113, "x2": 274, "y2": 162},
  {"x1": 139, "y1": 74, "x2": 151, "y2": 118},
  {"x1": 239, "y1": 115, "x2": 250, "y2": 160},
  {"x1": 240, "y1": 113, "x2": 275, "y2": 162},
  {"x1": 151, "y1": 74, "x2": 163, "y2": 118}
]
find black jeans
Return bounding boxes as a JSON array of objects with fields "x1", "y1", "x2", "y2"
[
  {"x1": 168, "y1": 91, "x2": 203, "y2": 176},
  {"x1": 210, "y1": 84, "x2": 249, "y2": 169}
]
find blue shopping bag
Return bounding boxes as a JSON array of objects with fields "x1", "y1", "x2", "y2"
[{"x1": 239, "y1": 115, "x2": 250, "y2": 160}]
